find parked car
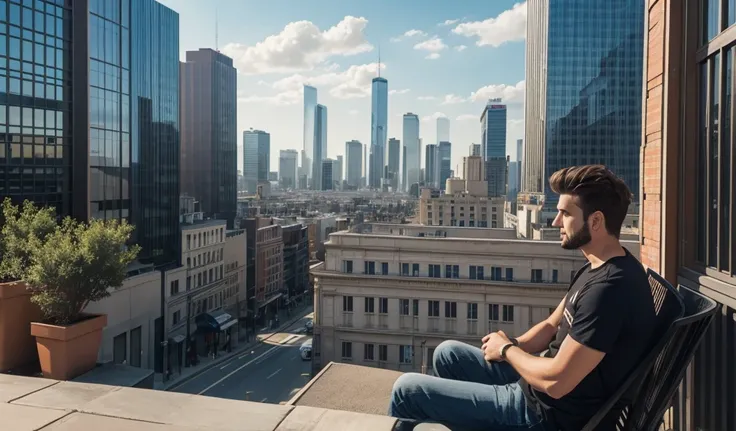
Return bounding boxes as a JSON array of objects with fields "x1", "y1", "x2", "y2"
[
  {"x1": 300, "y1": 339, "x2": 312, "y2": 360},
  {"x1": 305, "y1": 319, "x2": 313, "y2": 334}
]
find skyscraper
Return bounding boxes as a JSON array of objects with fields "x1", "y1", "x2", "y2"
[
  {"x1": 403, "y1": 113, "x2": 420, "y2": 191},
  {"x1": 370, "y1": 76, "x2": 388, "y2": 188},
  {"x1": 321, "y1": 159, "x2": 334, "y2": 191},
  {"x1": 525, "y1": 0, "x2": 644, "y2": 211},
  {"x1": 470, "y1": 144, "x2": 481, "y2": 156},
  {"x1": 387, "y1": 138, "x2": 401, "y2": 191},
  {"x1": 425, "y1": 144, "x2": 438, "y2": 188},
  {"x1": 437, "y1": 117, "x2": 450, "y2": 143},
  {"x1": 181, "y1": 49, "x2": 237, "y2": 227},
  {"x1": 438, "y1": 141, "x2": 452, "y2": 190},
  {"x1": 481, "y1": 100, "x2": 507, "y2": 197},
  {"x1": 302, "y1": 85, "x2": 317, "y2": 186},
  {"x1": 243, "y1": 130, "x2": 270, "y2": 193},
  {"x1": 345, "y1": 140, "x2": 363, "y2": 188},
  {"x1": 279, "y1": 150, "x2": 298, "y2": 189},
  {"x1": 508, "y1": 139, "x2": 523, "y2": 203},
  {"x1": 335, "y1": 155, "x2": 343, "y2": 189},
  {"x1": 312, "y1": 104, "x2": 327, "y2": 190}
]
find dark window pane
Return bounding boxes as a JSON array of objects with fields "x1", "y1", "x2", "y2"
[
  {"x1": 698, "y1": 61, "x2": 708, "y2": 262},
  {"x1": 709, "y1": 53, "x2": 720, "y2": 267},
  {"x1": 722, "y1": 50, "x2": 732, "y2": 272}
]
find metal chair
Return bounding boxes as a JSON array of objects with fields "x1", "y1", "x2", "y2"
[{"x1": 581, "y1": 270, "x2": 719, "y2": 431}]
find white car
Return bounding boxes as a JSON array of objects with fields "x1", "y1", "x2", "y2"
[{"x1": 300, "y1": 339, "x2": 313, "y2": 360}]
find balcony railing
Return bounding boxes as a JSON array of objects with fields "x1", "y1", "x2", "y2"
[
  {"x1": 364, "y1": 314, "x2": 374, "y2": 328},
  {"x1": 399, "y1": 315, "x2": 417, "y2": 330},
  {"x1": 467, "y1": 319, "x2": 478, "y2": 335},
  {"x1": 342, "y1": 313, "x2": 353, "y2": 327},
  {"x1": 444, "y1": 318, "x2": 456, "y2": 334},
  {"x1": 428, "y1": 317, "x2": 441, "y2": 333},
  {"x1": 378, "y1": 314, "x2": 388, "y2": 329}
]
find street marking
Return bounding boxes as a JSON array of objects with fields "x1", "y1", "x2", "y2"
[
  {"x1": 266, "y1": 368, "x2": 282, "y2": 380},
  {"x1": 261, "y1": 397, "x2": 268, "y2": 403},
  {"x1": 198, "y1": 346, "x2": 279, "y2": 395},
  {"x1": 290, "y1": 355, "x2": 296, "y2": 361}
]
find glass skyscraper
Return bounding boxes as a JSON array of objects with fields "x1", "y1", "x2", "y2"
[
  {"x1": 402, "y1": 113, "x2": 420, "y2": 191},
  {"x1": 345, "y1": 139, "x2": 362, "y2": 188},
  {"x1": 243, "y1": 129, "x2": 270, "y2": 193},
  {"x1": 0, "y1": 0, "x2": 179, "y2": 265},
  {"x1": 370, "y1": 76, "x2": 387, "y2": 189},
  {"x1": 438, "y1": 141, "x2": 452, "y2": 190},
  {"x1": 302, "y1": 84, "x2": 316, "y2": 186},
  {"x1": 524, "y1": 0, "x2": 644, "y2": 211},
  {"x1": 312, "y1": 103, "x2": 327, "y2": 190},
  {"x1": 481, "y1": 101, "x2": 507, "y2": 197}
]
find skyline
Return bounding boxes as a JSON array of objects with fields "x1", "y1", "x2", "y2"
[{"x1": 157, "y1": 0, "x2": 527, "y2": 177}]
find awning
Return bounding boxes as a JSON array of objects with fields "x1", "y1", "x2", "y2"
[
  {"x1": 195, "y1": 310, "x2": 237, "y2": 333},
  {"x1": 257, "y1": 292, "x2": 283, "y2": 309}
]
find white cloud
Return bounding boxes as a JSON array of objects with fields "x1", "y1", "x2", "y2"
[
  {"x1": 470, "y1": 80, "x2": 525, "y2": 103},
  {"x1": 441, "y1": 94, "x2": 466, "y2": 105},
  {"x1": 349, "y1": 109, "x2": 359, "y2": 115},
  {"x1": 222, "y1": 16, "x2": 373, "y2": 74},
  {"x1": 389, "y1": 88, "x2": 410, "y2": 95},
  {"x1": 269, "y1": 63, "x2": 386, "y2": 101},
  {"x1": 439, "y1": 19, "x2": 460, "y2": 26},
  {"x1": 417, "y1": 96, "x2": 436, "y2": 101},
  {"x1": 391, "y1": 29, "x2": 428, "y2": 42},
  {"x1": 421, "y1": 112, "x2": 448, "y2": 122},
  {"x1": 237, "y1": 91, "x2": 301, "y2": 106},
  {"x1": 413, "y1": 36, "x2": 447, "y2": 53},
  {"x1": 426, "y1": 53, "x2": 441, "y2": 60},
  {"x1": 454, "y1": 45, "x2": 467, "y2": 52},
  {"x1": 453, "y1": 2, "x2": 526, "y2": 47},
  {"x1": 456, "y1": 114, "x2": 477, "y2": 121}
]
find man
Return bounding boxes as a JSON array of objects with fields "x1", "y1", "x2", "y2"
[{"x1": 389, "y1": 165, "x2": 657, "y2": 431}]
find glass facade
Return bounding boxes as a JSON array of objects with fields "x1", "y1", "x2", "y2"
[
  {"x1": 302, "y1": 85, "x2": 316, "y2": 182},
  {"x1": 242, "y1": 129, "x2": 269, "y2": 193},
  {"x1": 482, "y1": 103, "x2": 507, "y2": 197},
  {"x1": 129, "y1": 0, "x2": 179, "y2": 265},
  {"x1": 438, "y1": 141, "x2": 451, "y2": 188},
  {"x1": 0, "y1": 0, "x2": 70, "y2": 215},
  {"x1": 542, "y1": 0, "x2": 644, "y2": 210},
  {"x1": 370, "y1": 76, "x2": 387, "y2": 188},
  {"x1": 403, "y1": 113, "x2": 420, "y2": 191}
]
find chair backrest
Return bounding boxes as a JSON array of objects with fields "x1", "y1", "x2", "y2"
[{"x1": 581, "y1": 269, "x2": 686, "y2": 431}]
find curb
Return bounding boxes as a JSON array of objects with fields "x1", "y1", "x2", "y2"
[{"x1": 164, "y1": 305, "x2": 313, "y2": 391}]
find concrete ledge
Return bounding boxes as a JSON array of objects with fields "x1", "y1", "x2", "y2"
[{"x1": 0, "y1": 373, "x2": 396, "y2": 430}]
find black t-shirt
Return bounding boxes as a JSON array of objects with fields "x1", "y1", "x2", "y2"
[{"x1": 521, "y1": 249, "x2": 657, "y2": 431}]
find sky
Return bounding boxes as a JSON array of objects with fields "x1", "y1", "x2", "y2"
[{"x1": 158, "y1": 0, "x2": 527, "y2": 176}]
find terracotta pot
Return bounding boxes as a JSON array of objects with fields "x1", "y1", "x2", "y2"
[
  {"x1": 0, "y1": 281, "x2": 42, "y2": 372},
  {"x1": 31, "y1": 314, "x2": 107, "y2": 380}
]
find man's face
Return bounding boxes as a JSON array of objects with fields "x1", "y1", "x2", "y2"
[{"x1": 552, "y1": 194, "x2": 592, "y2": 250}]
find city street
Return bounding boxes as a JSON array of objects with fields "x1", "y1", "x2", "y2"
[{"x1": 170, "y1": 309, "x2": 314, "y2": 404}]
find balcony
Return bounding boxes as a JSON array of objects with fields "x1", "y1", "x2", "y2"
[
  {"x1": 399, "y1": 315, "x2": 417, "y2": 330},
  {"x1": 467, "y1": 319, "x2": 479, "y2": 336},
  {"x1": 378, "y1": 314, "x2": 388, "y2": 329},
  {"x1": 365, "y1": 313, "x2": 375, "y2": 328},
  {"x1": 341, "y1": 312, "x2": 353, "y2": 327},
  {"x1": 444, "y1": 318, "x2": 456, "y2": 334},
  {"x1": 428, "y1": 317, "x2": 440, "y2": 333}
]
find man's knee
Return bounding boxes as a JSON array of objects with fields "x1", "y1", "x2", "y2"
[
  {"x1": 392, "y1": 372, "x2": 426, "y2": 397},
  {"x1": 433, "y1": 340, "x2": 467, "y2": 369}
]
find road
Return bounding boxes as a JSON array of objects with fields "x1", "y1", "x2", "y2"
[{"x1": 171, "y1": 309, "x2": 313, "y2": 405}]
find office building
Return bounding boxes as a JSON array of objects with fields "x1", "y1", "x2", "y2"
[
  {"x1": 403, "y1": 113, "x2": 420, "y2": 191},
  {"x1": 436, "y1": 117, "x2": 450, "y2": 143},
  {"x1": 425, "y1": 145, "x2": 438, "y2": 188},
  {"x1": 507, "y1": 139, "x2": 523, "y2": 204},
  {"x1": 370, "y1": 76, "x2": 388, "y2": 189},
  {"x1": 524, "y1": 0, "x2": 643, "y2": 213},
  {"x1": 387, "y1": 138, "x2": 400, "y2": 191},
  {"x1": 322, "y1": 159, "x2": 334, "y2": 191},
  {"x1": 470, "y1": 144, "x2": 481, "y2": 156},
  {"x1": 242, "y1": 129, "x2": 270, "y2": 193},
  {"x1": 402, "y1": 146, "x2": 407, "y2": 192},
  {"x1": 481, "y1": 100, "x2": 507, "y2": 198},
  {"x1": 302, "y1": 85, "x2": 317, "y2": 185},
  {"x1": 335, "y1": 155, "x2": 343, "y2": 189},
  {"x1": 282, "y1": 224, "x2": 309, "y2": 305},
  {"x1": 312, "y1": 104, "x2": 327, "y2": 190},
  {"x1": 438, "y1": 141, "x2": 452, "y2": 190},
  {"x1": 279, "y1": 150, "x2": 299, "y2": 189},
  {"x1": 345, "y1": 140, "x2": 363, "y2": 188},
  {"x1": 181, "y1": 49, "x2": 237, "y2": 228},
  {"x1": 241, "y1": 217, "x2": 283, "y2": 321}
]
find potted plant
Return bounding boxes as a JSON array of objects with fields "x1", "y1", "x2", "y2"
[
  {"x1": 0, "y1": 199, "x2": 57, "y2": 372},
  {"x1": 26, "y1": 217, "x2": 140, "y2": 380}
]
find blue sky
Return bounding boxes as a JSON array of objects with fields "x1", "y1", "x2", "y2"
[{"x1": 158, "y1": 0, "x2": 527, "y2": 175}]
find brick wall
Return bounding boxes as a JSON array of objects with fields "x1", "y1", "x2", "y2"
[{"x1": 641, "y1": 0, "x2": 665, "y2": 272}]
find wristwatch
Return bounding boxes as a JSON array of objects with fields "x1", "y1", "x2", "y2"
[
  {"x1": 500, "y1": 342, "x2": 516, "y2": 360},
  {"x1": 509, "y1": 337, "x2": 519, "y2": 347}
]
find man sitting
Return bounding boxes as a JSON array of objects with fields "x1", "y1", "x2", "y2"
[{"x1": 389, "y1": 165, "x2": 657, "y2": 431}]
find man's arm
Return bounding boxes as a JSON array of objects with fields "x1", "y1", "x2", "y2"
[
  {"x1": 503, "y1": 336, "x2": 604, "y2": 399},
  {"x1": 484, "y1": 296, "x2": 565, "y2": 354}
]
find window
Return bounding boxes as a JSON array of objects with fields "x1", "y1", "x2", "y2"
[
  {"x1": 169, "y1": 280, "x2": 179, "y2": 296},
  {"x1": 505, "y1": 268, "x2": 514, "y2": 281},
  {"x1": 470, "y1": 265, "x2": 484, "y2": 280},
  {"x1": 502, "y1": 305, "x2": 514, "y2": 322},
  {"x1": 412, "y1": 263, "x2": 419, "y2": 277},
  {"x1": 399, "y1": 299, "x2": 409, "y2": 315},
  {"x1": 428, "y1": 264, "x2": 441, "y2": 278},
  {"x1": 489, "y1": 304, "x2": 500, "y2": 321},
  {"x1": 428, "y1": 300, "x2": 440, "y2": 317},
  {"x1": 531, "y1": 269, "x2": 543, "y2": 282},
  {"x1": 172, "y1": 310, "x2": 180, "y2": 325},
  {"x1": 364, "y1": 261, "x2": 375, "y2": 275},
  {"x1": 379, "y1": 344, "x2": 388, "y2": 361},
  {"x1": 412, "y1": 299, "x2": 419, "y2": 316},
  {"x1": 364, "y1": 344, "x2": 375, "y2": 361},
  {"x1": 401, "y1": 263, "x2": 410, "y2": 276},
  {"x1": 343, "y1": 296, "x2": 353, "y2": 312},
  {"x1": 445, "y1": 265, "x2": 459, "y2": 278},
  {"x1": 344, "y1": 260, "x2": 353, "y2": 273},
  {"x1": 364, "y1": 297, "x2": 375, "y2": 313},
  {"x1": 399, "y1": 345, "x2": 413, "y2": 364},
  {"x1": 491, "y1": 267, "x2": 502, "y2": 280},
  {"x1": 552, "y1": 269, "x2": 559, "y2": 283},
  {"x1": 444, "y1": 301, "x2": 457, "y2": 318},
  {"x1": 186, "y1": 276, "x2": 191, "y2": 291},
  {"x1": 186, "y1": 234, "x2": 191, "y2": 250},
  {"x1": 381, "y1": 262, "x2": 389, "y2": 275},
  {"x1": 467, "y1": 303, "x2": 478, "y2": 320},
  {"x1": 379, "y1": 297, "x2": 388, "y2": 314},
  {"x1": 341, "y1": 341, "x2": 352, "y2": 359}
]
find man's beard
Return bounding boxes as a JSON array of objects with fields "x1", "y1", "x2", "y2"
[{"x1": 561, "y1": 222, "x2": 592, "y2": 250}]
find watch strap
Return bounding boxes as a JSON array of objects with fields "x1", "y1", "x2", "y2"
[{"x1": 500, "y1": 342, "x2": 516, "y2": 360}]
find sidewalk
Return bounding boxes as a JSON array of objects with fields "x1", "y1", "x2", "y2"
[{"x1": 155, "y1": 302, "x2": 314, "y2": 391}]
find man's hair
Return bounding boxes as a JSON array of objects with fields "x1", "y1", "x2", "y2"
[{"x1": 548, "y1": 165, "x2": 632, "y2": 238}]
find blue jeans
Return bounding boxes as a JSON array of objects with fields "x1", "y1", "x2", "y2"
[{"x1": 389, "y1": 340, "x2": 551, "y2": 431}]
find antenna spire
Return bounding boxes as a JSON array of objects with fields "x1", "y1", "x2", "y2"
[
  {"x1": 215, "y1": 8, "x2": 219, "y2": 51},
  {"x1": 377, "y1": 45, "x2": 381, "y2": 77}
]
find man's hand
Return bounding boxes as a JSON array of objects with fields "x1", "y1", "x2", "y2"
[{"x1": 482, "y1": 331, "x2": 511, "y2": 362}]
